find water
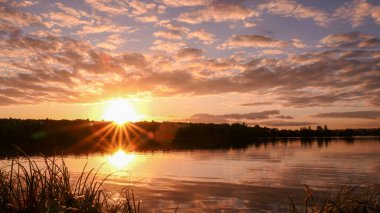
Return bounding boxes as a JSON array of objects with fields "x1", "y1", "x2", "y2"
[{"x1": 1, "y1": 138, "x2": 380, "y2": 212}]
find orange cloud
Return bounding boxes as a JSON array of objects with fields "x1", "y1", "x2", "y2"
[
  {"x1": 218, "y1": 35, "x2": 303, "y2": 49},
  {"x1": 188, "y1": 29, "x2": 215, "y2": 44},
  {"x1": 258, "y1": 0, "x2": 329, "y2": 27},
  {"x1": 177, "y1": 3, "x2": 257, "y2": 24}
]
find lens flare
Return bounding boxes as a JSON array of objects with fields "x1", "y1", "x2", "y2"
[
  {"x1": 108, "y1": 149, "x2": 136, "y2": 168},
  {"x1": 103, "y1": 99, "x2": 141, "y2": 125}
]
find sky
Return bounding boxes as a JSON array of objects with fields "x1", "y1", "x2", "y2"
[{"x1": 0, "y1": 0, "x2": 379, "y2": 129}]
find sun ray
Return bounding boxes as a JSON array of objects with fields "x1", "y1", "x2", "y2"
[
  {"x1": 118, "y1": 126, "x2": 124, "y2": 147},
  {"x1": 112, "y1": 125, "x2": 120, "y2": 146},
  {"x1": 65, "y1": 99, "x2": 150, "y2": 154},
  {"x1": 68, "y1": 122, "x2": 114, "y2": 153},
  {"x1": 125, "y1": 124, "x2": 140, "y2": 140},
  {"x1": 128, "y1": 122, "x2": 148, "y2": 135},
  {"x1": 89, "y1": 124, "x2": 117, "y2": 153},
  {"x1": 121, "y1": 125, "x2": 131, "y2": 143}
]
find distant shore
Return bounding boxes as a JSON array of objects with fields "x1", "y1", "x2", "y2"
[{"x1": 0, "y1": 118, "x2": 379, "y2": 157}]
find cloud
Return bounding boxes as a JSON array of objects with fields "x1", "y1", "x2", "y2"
[
  {"x1": 274, "y1": 115, "x2": 294, "y2": 119},
  {"x1": 76, "y1": 24, "x2": 132, "y2": 36},
  {"x1": 333, "y1": 0, "x2": 380, "y2": 27},
  {"x1": 119, "y1": 52, "x2": 148, "y2": 69},
  {"x1": 243, "y1": 22, "x2": 256, "y2": 28},
  {"x1": 187, "y1": 29, "x2": 215, "y2": 44},
  {"x1": 280, "y1": 91, "x2": 364, "y2": 108},
  {"x1": 0, "y1": 6, "x2": 44, "y2": 28},
  {"x1": 150, "y1": 40, "x2": 186, "y2": 52},
  {"x1": 0, "y1": 32, "x2": 130, "y2": 103},
  {"x1": 135, "y1": 15, "x2": 158, "y2": 23},
  {"x1": 182, "y1": 110, "x2": 283, "y2": 123},
  {"x1": 185, "y1": 113, "x2": 229, "y2": 123},
  {"x1": 160, "y1": 0, "x2": 211, "y2": 7},
  {"x1": 85, "y1": 0, "x2": 128, "y2": 16},
  {"x1": 97, "y1": 34, "x2": 128, "y2": 50},
  {"x1": 218, "y1": 34, "x2": 304, "y2": 49},
  {"x1": 176, "y1": 48, "x2": 204, "y2": 61},
  {"x1": 241, "y1": 102, "x2": 273, "y2": 106},
  {"x1": 55, "y1": 2, "x2": 89, "y2": 18},
  {"x1": 0, "y1": 5, "x2": 379, "y2": 113},
  {"x1": 312, "y1": 111, "x2": 380, "y2": 120},
  {"x1": 290, "y1": 39, "x2": 306, "y2": 48},
  {"x1": 157, "y1": 5, "x2": 166, "y2": 14},
  {"x1": 154, "y1": 30, "x2": 183, "y2": 40},
  {"x1": 319, "y1": 32, "x2": 380, "y2": 48},
  {"x1": 0, "y1": 95, "x2": 19, "y2": 105},
  {"x1": 156, "y1": 20, "x2": 190, "y2": 32},
  {"x1": 372, "y1": 6, "x2": 380, "y2": 24},
  {"x1": 42, "y1": 13, "x2": 91, "y2": 28},
  {"x1": 260, "y1": 121, "x2": 317, "y2": 127},
  {"x1": 177, "y1": 3, "x2": 257, "y2": 24},
  {"x1": 222, "y1": 110, "x2": 280, "y2": 120},
  {"x1": 129, "y1": 0, "x2": 156, "y2": 16},
  {"x1": 41, "y1": 2, "x2": 94, "y2": 28},
  {"x1": 257, "y1": 0, "x2": 329, "y2": 27},
  {"x1": 3, "y1": 36, "x2": 378, "y2": 106},
  {"x1": 154, "y1": 23, "x2": 216, "y2": 42},
  {"x1": 155, "y1": 20, "x2": 192, "y2": 41},
  {"x1": 86, "y1": 0, "x2": 158, "y2": 23},
  {"x1": 261, "y1": 49, "x2": 284, "y2": 55},
  {"x1": 9, "y1": 0, "x2": 38, "y2": 8}
]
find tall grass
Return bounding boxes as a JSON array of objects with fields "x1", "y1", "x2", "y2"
[
  {"x1": 0, "y1": 156, "x2": 140, "y2": 212},
  {"x1": 289, "y1": 184, "x2": 380, "y2": 213}
]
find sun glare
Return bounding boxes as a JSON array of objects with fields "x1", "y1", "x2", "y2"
[
  {"x1": 108, "y1": 149, "x2": 136, "y2": 168},
  {"x1": 103, "y1": 99, "x2": 141, "y2": 125}
]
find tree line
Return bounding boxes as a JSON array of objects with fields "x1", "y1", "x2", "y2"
[{"x1": 0, "y1": 118, "x2": 379, "y2": 156}]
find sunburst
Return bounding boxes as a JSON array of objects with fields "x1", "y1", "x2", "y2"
[{"x1": 103, "y1": 99, "x2": 141, "y2": 125}]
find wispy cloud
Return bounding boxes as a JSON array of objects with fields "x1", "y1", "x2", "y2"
[
  {"x1": 154, "y1": 29, "x2": 183, "y2": 40},
  {"x1": 260, "y1": 121, "x2": 317, "y2": 127},
  {"x1": 257, "y1": 0, "x2": 329, "y2": 27},
  {"x1": 1, "y1": 28, "x2": 379, "y2": 107},
  {"x1": 8, "y1": 0, "x2": 38, "y2": 8},
  {"x1": 181, "y1": 110, "x2": 293, "y2": 123},
  {"x1": 76, "y1": 24, "x2": 133, "y2": 36},
  {"x1": 176, "y1": 48, "x2": 204, "y2": 61},
  {"x1": 84, "y1": 0, "x2": 128, "y2": 16},
  {"x1": 97, "y1": 34, "x2": 128, "y2": 50},
  {"x1": 312, "y1": 111, "x2": 380, "y2": 120},
  {"x1": 150, "y1": 40, "x2": 186, "y2": 52},
  {"x1": 0, "y1": 6, "x2": 44, "y2": 27},
  {"x1": 187, "y1": 29, "x2": 215, "y2": 44},
  {"x1": 241, "y1": 102, "x2": 273, "y2": 106},
  {"x1": 129, "y1": 0, "x2": 156, "y2": 16},
  {"x1": 160, "y1": 0, "x2": 211, "y2": 7},
  {"x1": 333, "y1": 0, "x2": 380, "y2": 27},
  {"x1": 319, "y1": 32, "x2": 380, "y2": 48},
  {"x1": 177, "y1": 2, "x2": 257, "y2": 24},
  {"x1": 218, "y1": 34, "x2": 304, "y2": 49}
]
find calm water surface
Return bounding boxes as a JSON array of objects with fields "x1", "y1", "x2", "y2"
[{"x1": 2, "y1": 138, "x2": 380, "y2": 212}]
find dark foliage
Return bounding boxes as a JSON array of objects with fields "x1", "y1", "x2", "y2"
[{"x1": 0, "y1": 118, "x2": 379, "y2": 157}]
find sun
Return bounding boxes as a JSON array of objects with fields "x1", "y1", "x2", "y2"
[{"x1": 103, "y1": 98, "x2": 141, "y2": 125}]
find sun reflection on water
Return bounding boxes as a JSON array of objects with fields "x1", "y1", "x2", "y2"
[{"x1": 107, "y1": 149, "x2": 136, "y2": 168}]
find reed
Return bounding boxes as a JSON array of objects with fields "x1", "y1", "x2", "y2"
[
  {"x1": 288, "y1": 184, "x2": 380, "y2": 213},
  {"x1": 0, "y1": 156, "x2": 140, "y2": 213}
]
